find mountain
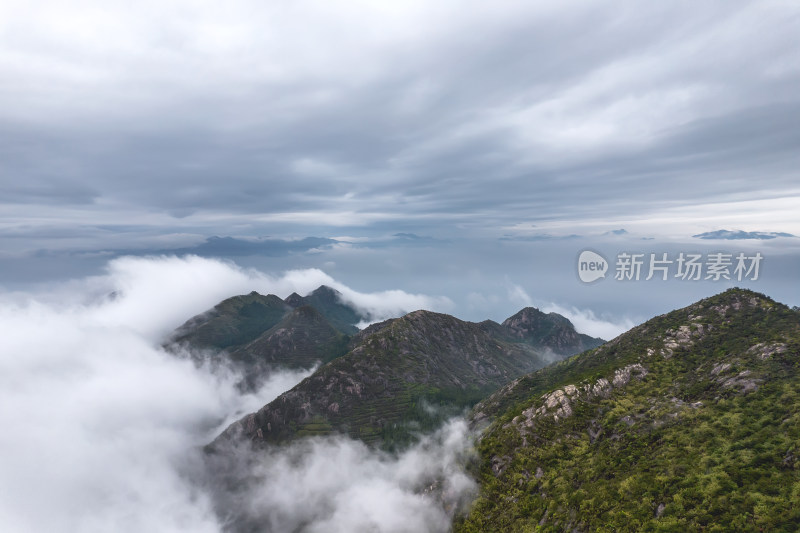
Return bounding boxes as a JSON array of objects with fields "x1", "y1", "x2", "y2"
[
  {"x1": 211, "y1": 308, "x2": 601, "y2": 451},
  {"x1": 164, "y1": 286, "x2": 363, "y2": 373},
  {"x1": 285, "y1": 285, "x2": 364, "y2": 335},
  {"x1": 456, "y1": 289, "x2": 800, "y2": 532},
  {"x1": 167, "y1": 291, "x2": 291, "y2": 351},
  {"x1": 498, "y1": 307, "x2": 604, "y2": 355},
  {"x1": 164, "y1": 235, "x2": 339, "y2": 256}
]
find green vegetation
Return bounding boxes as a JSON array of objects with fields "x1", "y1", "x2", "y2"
[
  {"x1": 456, "y1": 289, "x2": 800, "y2": 532},
  {"x1": 173, "y1": 286, "x2": 606, "y2": 453},
  {"x1": 168, "y1": 291, "x2": 290, "y2": 350},
  {"x1": 230, "y1": 305, "x2": 350, "y2": 369}
]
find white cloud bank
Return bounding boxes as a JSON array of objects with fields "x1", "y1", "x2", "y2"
[{"x1": 0, "y1": 255, "x2": 471, "y2": 533}]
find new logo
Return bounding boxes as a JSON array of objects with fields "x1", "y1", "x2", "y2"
[{"x1": 577, "y1": 250, "x2": 608, "y2": 283}]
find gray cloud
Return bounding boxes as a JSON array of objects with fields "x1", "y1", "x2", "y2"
[
  {"x1": 1, "y1": 0, "x2": 799, "y2": 252},
  {"x1": 1, "y1": 1, "x2": 798, "y2": 345}
]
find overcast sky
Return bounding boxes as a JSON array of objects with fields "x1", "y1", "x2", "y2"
[{"x1": 1, "y1": 0, "x2": 799, "y2": 319}]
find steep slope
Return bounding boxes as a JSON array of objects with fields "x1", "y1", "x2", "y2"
[
  {"x1": 456, "y1": 289, "x2": 800, "y2": 532},
  {"x1": 229, "y1": 305, "x2": 349, "y2": 370},
  {"x1": 212, "y1": 310, "x2": 566, "y2": 450}
]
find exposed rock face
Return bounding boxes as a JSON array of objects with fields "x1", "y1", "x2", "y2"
[
  {"x1": 512, "y1": 364, "x2": 648, "y2": 428},
  {"x1": 747, "y1": 341, "x2": 787, "y2": 360}
]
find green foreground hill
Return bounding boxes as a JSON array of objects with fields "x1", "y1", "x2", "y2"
[{"x1": 456, "y1": 289, "x2": 800, "y2": 532}]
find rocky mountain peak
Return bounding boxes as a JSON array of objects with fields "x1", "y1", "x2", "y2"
[
  {"x1": 309, "y1": 284, "x2": 342, "y2": 301},
  {"x1": 693, "y1": 287, "x2": 779, "y2": 314},
  {"x1": 501, "y1": 306, "x2": 603, "y2": 355},
  {"x1": 502, "y1": 306, "x2": 573, "y2": 333},
  {"x1": 284, "y1": 292, "x2": 303, "y2": 307}
]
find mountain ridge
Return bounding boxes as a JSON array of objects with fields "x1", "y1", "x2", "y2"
[{"x1": 210, "y1": 306, "x2": 602, "y2": 450}]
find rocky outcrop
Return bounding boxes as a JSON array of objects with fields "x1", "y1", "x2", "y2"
[{"x1": 512, "y1": 364, "x2": 648, "y2": 428}]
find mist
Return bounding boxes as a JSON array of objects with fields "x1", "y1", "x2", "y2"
[
  {"x1": 207, "y1": 420, "x2": 477, "y2": 533},
  {"x1": 0, "y1": 255, "x2": 476, "y2": 532}
]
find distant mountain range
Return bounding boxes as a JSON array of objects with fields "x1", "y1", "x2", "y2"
[
  {"x1": 693, "y1": 229, "x2": 795, "y2": 240},
  {"x1": 90, "y1": 233, "x2": 448, "y2": 260}
]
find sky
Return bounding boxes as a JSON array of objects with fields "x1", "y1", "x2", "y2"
[{"x1": 2, "y1": 0, "x2": 800, "y2": 324}]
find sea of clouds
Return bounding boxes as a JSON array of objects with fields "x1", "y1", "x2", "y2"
[{"x1": 0, "y1": 255, "x2": 474, "y2": 533}]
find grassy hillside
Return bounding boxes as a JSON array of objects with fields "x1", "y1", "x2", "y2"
[{"x1": 295, "y1": 285, "x2": 364, "y2": 335}]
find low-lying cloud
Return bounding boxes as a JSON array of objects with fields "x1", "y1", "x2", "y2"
[
  {"x1": 541, "y1": 302, "x2": 638, "y2": 340},
  {"x1": 0, "y1": 255, "x2": 472, "y2": 532}
]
